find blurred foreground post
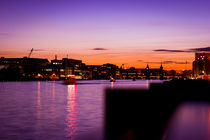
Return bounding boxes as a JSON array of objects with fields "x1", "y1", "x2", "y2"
[{"x1": 105, "y1": 80, "x2": 210, "y2": 140}]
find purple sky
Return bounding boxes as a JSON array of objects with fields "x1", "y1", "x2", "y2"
[{"x1": 0, "y1": 0, "x2": 210, "y2": 69}]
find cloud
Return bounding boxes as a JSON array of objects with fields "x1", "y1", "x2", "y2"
[
  {"x1": 33, "y1": 49, "x2": 46, "y2": 51},
  {"x1": 88, "y1": 52, "x2": 120, "y2": 56},
  {"x1": 163, "y1": 61, "x2": 189, "y2": 64},
  {"x1": 163, "y1": 61, "x2": 175, "y2": 64},
  {"x1": 145, "y1": 61, "x2": 175, "y2": 64},
  {"x1": 175, "y1": 61, "x2": 189, "y2": 64},
  {"x1": 137, "y1": 60, "x2": 143, "y2": 62},
  {"x1": 0, "y1": 33, "x2": 10, "y2": 38},
  {"x1": 189, "y1": 47, "x2": 210, "y2": 52},
  {"x1": 153, "y1": 49, "x2": 187, "y2": 52},
  {"x1": 0, "y1": 50, "x2": 25, "y2": 56},
  {"x1": 27, "y1": 49, "x2": 46, "y2": 51},
  {"x1": 144, "y1": 62, "x2": 161, "y2": 64},
  {"x1": 0, "y1": 33, "x2": 9, "y2": 36},
  {"x1": 153, "y1": 46, "x2": 210, "y2": 53},
  {"x1": 91, "y1": 48, "x2": 108, "y2": 50},
  {"x1": 0, "y1": 52, "x2": 7, "y2": 55},
  {"x1": 143, "y1": 61, "x2": 189, "y2": 65}
]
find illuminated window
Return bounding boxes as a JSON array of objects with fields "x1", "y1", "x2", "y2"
[{"x1": 46, "y1": 69, "x2": 52, "y2": 71}]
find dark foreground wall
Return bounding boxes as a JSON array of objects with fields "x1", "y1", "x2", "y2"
[{"x1": 105, "y1": 80, "x2": 210, "y2": 140}]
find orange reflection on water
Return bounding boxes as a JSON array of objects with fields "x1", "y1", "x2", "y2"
[
  {"x1": 51, "y1": 81, "x2": 56, "y2": 127},
  {"x1": 66, "y1": 85, "x2": 79, "y2": 139},
  {"x1": 37, "y1": 81, "x2": 41, "y2": 119},
  {"x1": 111, "y1": 82, "x2": 114, "y2": 89},
  {"x1": 36, "y1": 81, "x2": 41, "y2": 140}
]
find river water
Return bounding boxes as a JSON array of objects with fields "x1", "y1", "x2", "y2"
[{"x1": 0, "y1": 80, "x2": 210, "y2": 140}]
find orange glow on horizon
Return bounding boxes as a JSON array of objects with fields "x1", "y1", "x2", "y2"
[{"x1": 0, "y1": 48, "x2": 194, "y2": 70}]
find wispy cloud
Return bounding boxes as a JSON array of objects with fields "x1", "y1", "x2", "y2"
[
  {"x1": 143, "y1": 62, "x2": 161, "y2": 64},
  {"x1": 0, "y1": 33, "x2": 10, "y2": 37},
  {"x1": 143, "y1": 61, "x2": 189, "y2": 65},
  {"x1": 175, "y1": 61, "x2": 189, "y2": 64},
  {"x1": 0, "y1": 50, "x2": 25, "y2": 56},
  {"x1": 163, "y1": 61, "x2": 189, "y2": 64},
  {"x1": 189, "y1": 47, "x2": 210, "y2": 52},
  {"x1": 91, "y1": 48, "x2": 108, "y2": 50},
  {"x1": 33, "y1": 49, "x2": 46, "y2": 51},
  {"x1": 137, "y1": 60, "x2": 143, "y2": 62},
  {"x1": 87, "y1": 52, "x2": 120, "y2": 57},
  {"x1": 163, "y1": 61, "x2": 175, "y2": 64},
  {"x1": 153, "y1": 46, "x2": 210, "y2": 53},
  {"x1": 27, "y1": 49, "x2": 46, "y2": 51},
  {"x1": 153, "y1": 49, "x2": 187, "y2": 52}
]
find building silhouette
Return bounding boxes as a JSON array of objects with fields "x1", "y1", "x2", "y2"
[
  {"x1": 41, "y1": 56, "x2": 85, "y2": 80},
  {"x1": 145, "y1": 64, "x2": 150, "y2": 79},
  {"x1": 159, "y1": 63, "x2": 164, "y2": 80},
  {"x1": 0, "y1": 56, "x2": 191, "y2": 80},
  {"x1": 119, "y1": 64, "x2": 165, "y2": 80},
  {"x1": 193, "y1": 52, "x2": 210, "y2": 78},
  {"x1": 0, "y1": 57, "x2": 49, "y2": 80}
]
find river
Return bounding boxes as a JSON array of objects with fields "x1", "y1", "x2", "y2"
[{"x1": 0, "y1": 80, "x2": 209, "y2": 140}]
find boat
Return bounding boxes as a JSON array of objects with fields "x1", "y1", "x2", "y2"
[
  {"x1": 110, "y1": 76, "x2": 116, "y2": 82},
  {"x1": 64, "y1": 75, "x2": 76, "y2": 85}
]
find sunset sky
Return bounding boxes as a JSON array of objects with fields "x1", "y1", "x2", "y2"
[{"x1": 0, "y1": 0, "x2": 210, "y2": 70}]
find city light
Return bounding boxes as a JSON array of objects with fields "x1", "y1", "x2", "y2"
[{"x1": 1, "y1": 53, "x2": 210, "y2": 80}]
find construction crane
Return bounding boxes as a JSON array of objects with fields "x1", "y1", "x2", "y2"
[{"x1": 28, "y1": 48, "x2": 33, "y2": 58}]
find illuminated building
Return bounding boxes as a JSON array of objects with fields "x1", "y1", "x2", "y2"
[
  {"x1": 85, "y1": 65, "x2": 101, "y2": 79},
  {"x1": 193, "y1": 52, "x2": 210, "y2": 78},
  {"x1": 62, "y1": 58, "x2": 85, "y2": 79},
  {"x1": 85, "y1": 64, "x2": 119, "y2": 80},
  {"x1": 119, "y1": 64, "x2": 165, "y2": 80},
  {"x1": 0, "y1": 57, "x2": 49, "y2": 80},
  {"x1": 42, "y1": 57, "x2": 84, "y2": 79},
  {"x1": 99, "y1": 63, "x2": 119, "y2": 79},
  {"x1": 51, "y1": 55, "x2": 62, "y2": 65}
]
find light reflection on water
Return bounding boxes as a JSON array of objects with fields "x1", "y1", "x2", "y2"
[
  {"x1": 36, "y1": 81, "x2": 41, "y2": 140},
  {"x1": 66, "y1": 85, "x2": 79, "y2": 139},
  {"x1": 0, "y1": 80, "x2": 175, "y2": 140},
  {"x1": 37, "y1": 81, "x2": 41, "y2": 119}
]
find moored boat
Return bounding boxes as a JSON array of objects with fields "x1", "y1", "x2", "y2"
[
  {"x1": 110, "y1": 76, "x2": 116, "y2": 82},
  {"x1": 64, "y1": 75, "x2": 76, "y2": 85}
]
